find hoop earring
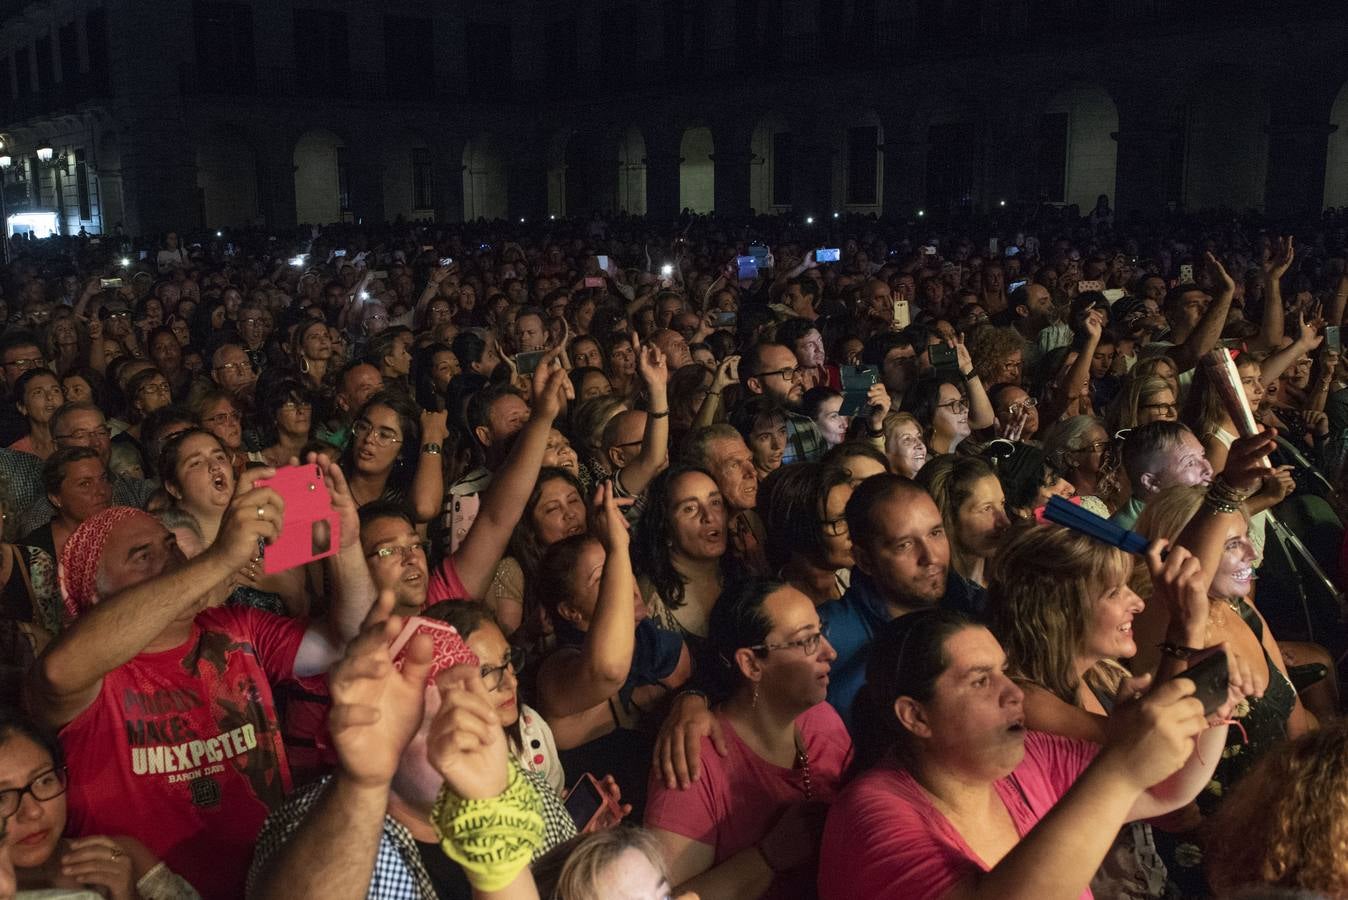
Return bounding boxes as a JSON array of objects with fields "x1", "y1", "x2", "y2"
[{"x1": 299, "y1": 356, "x2": 310, "y2": 374}]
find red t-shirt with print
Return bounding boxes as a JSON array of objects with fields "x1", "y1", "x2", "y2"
[{"x1": 60, "y1": 605, "x2": 305, "y2": 900}]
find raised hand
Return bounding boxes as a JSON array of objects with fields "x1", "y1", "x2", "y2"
[
  {"x1": 636, "y1": 336, "x2": 669, "y2": 392},
  {"x1": 328, "y1": 590, "x2": 433, "y2": 787},
  {"x1": 426, "y1": 664, "x2": 510, "y2": 800},
  {"x1": 310, "y1": 451, "x2": 359, "y2": 549},
  {"x1": 420, "y1": 408, "x2": 450, "y2": 445},
  {"x1": 1205, "y1": 251, "x2": 1235, "y2": 296},
  {"x1": 591, "y1": 481, "x2": 630, "y2": 553},
  {"x1": 213, "y1": 469, "x2": 283, "y2": 570},
  {"x1": 1262, "y1": 235, "x2": 1295, "y2": 280},
  {"x1": 1145, "y1": 541, "x2": 1210, "y2": 632},
  {"x1": 711, "y1": 354, "x2": 741, "y2": 393},
  {"x1": 1100, "y1": 676, "x2": 1207, "y2": 792}
]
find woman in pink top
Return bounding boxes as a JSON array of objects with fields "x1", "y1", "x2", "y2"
[
  {"x1": 644, "y1": 577, "x2": 852, "y2": 899},
  {"x1": 819, "y1": 605, "x2": 1249, "y2": 900}
]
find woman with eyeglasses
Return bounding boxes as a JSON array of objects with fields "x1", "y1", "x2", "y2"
[
  {"x1": 341, "y1": 390, "x2": 448, "y2": 523},
  {"x1": 644, "y1": 577, "x2": 850, "y2": 899},
  {"x1": 760, "y1": 462, "x2": 855, "y2": 606},
  {"x1": 988, "y1": 383, "x2": 1041, "y2": 443},
  {"x1": 417, "y1": 600, "x2": 590, "y2": 853},
  {"x1": 1041, "y1": 414, "x2": 1121, "y2": 515},
  {"x1": 7, "y1": 368, "x2": 65, "y2": 460},
  {"x1": 258, "y1": 378, "x2": 315, "y2": 468},
  {"x1": 905, "y1": 374, "x2": 973, "y2": 457},
  {"x1": 116, "y1": 367, "x2": 173, "y2": 467},
  {"x1": 191, "y1": 389, "x2": 261, "y2": 478},
  {"x1": 0, "y1": 711, "x2": 200, "y2": 899},
  {"x1": 1106, "y1": 374, "x2": 1179, "y2": 435}
]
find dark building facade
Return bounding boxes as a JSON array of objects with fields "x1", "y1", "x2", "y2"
[{"x1": 0, "y1": 0, "x2": 1344, "y2": 235}]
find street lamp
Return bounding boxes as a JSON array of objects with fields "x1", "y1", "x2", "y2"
[{"x1": 35, "y1": 146, "x2": 52, "y2": 163}]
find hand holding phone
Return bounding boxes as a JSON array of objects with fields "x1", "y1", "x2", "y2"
[
  {"x1": 815, "y1": 248, "x2": 841, "y2": 263},
  {"x1": 564, "y1": 773, "x2": 624, "y2": 833},
  {"x1": 254, "y1": 464, "x2": 341, "y2": 574}
]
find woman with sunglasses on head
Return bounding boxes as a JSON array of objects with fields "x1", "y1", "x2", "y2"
[
  {"x1": 341, "y1": 389, "x2": 448, "y2": 523},
  {"x1": 0, "y1": 711, "x2": 200, "y2": 899},
  {"x1": 644, "y1": 577, "x2": 851, "y2": 900}
]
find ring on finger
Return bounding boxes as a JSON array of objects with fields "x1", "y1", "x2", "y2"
[{"x1": 256, "y1": 506, "x2": 266, "y2": 520}]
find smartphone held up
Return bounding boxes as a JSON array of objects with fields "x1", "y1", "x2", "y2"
[{"x1": 254, "y1": 464, "x2": 341, "y2": 574}]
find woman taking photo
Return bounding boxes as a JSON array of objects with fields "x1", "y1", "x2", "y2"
[
  {"x1": 0, "y1": 712, "x2": 200, "y2": 899},
  {"x1": 760, "y1": 462, "x2": 854, "y2": 606},
  {"x1": 986, "y1": 526, "x2": 1180, "y2": 898},
  {"x1": 644, "y1": 577, "x2": 851, "y2": 899},
  {"x1": 341, "y1": 390, "x2": 447, "y2": 523},
  {"x1": 632, "y1": 466, "x2": 728, "y2": 650},
  {"x1": 820, "y1": 602, "x2": 1241, "y2": 900},
  {"x1": 531, "y1": 485, "x2": 691, "y2": 817},
  {"x1": 158, "y1": 428, "x2": 307, "y2": 617},
  {"x1": 7, "y1": 368, "x2": 65, "y2": 460},
  {"x1": 917, "y1": 455, "x2": 1010, "y2": 588}
]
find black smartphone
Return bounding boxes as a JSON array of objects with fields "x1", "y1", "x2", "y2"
[
  {"x1": 929, "y1": 344, "x2": 958, "y2": 373},
  {"x1": 1184, "y1": 650, "x2": 1230, "y2": 717},
  {"x1": 839, "y1": 365, "x2": 879, "y2": 417},
  {"x1": 1326, "y1": 325, "x2": 1341, "y2": 354},
  {"x1": 516, "y1": 350, "x2": 546, "y2": 376}
]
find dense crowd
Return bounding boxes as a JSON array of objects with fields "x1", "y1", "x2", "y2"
[{"x1": 0, "y1": 204, "x2": 1346, "y2": 899}]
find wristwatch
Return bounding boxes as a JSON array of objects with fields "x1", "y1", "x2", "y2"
[{"x1": 421, "y1": 443, "x2": 442, "y2": 455}]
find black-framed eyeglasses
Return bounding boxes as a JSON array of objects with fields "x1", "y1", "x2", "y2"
[
  {"x1": 3, "y1": 356, "x2": 43, "y2": 371},
  {"x1": 821, "y1": 516, "x2": 848, "y2": 537},
  {"x1": 761, "y1": 366, "x2": 800, "y2": 382},
  {"x1": 481, "y1": 647, "x2": 526, "y2": 692},
  {"x1": 279, "y1": 401, "x2": 313, "y2": 413},
  {"x1": 936, "y1": 398, "x2": 970, "y2": 413},
  {"x1": 747, "y1": 624, "x2": 830, "y2": 657},
  {"x1": 366, "y1": 540, "x2": 429, "y2": 561},
  {"x1": 1140, "y1": 402, "x2": 1178, "y2": 415},
  {"x1": 0, "y1": 766, "x2": 67, "y2": 818},
  {"x1": 1007, "y1": 397, "x2": 1038, "y2": 413},
  {"x1": 55, "y1": 425, "x2": 112, "y2": 442}
]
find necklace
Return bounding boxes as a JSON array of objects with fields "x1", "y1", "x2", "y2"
[{"x1": 794, "y1": 730, "x2": 813, "y2": 801}]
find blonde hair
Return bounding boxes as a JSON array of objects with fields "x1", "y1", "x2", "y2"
[
  {"x1": 1107, "y1": 374, "x2": 1174, "y2": 433},
  {"x1": 986, "y1": 524, "x2": 1133, "y2": 704},
  {"x1": 1206, "y1": 721, "x2": 1348, "y2": 897},
  {"x1": 552, "y1": 828, "x2": 670, "y2": 899}
]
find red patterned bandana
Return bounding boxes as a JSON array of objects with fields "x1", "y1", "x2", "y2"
[{"x1": 60, "y1": 506, "x2": 158, "y2": 622}]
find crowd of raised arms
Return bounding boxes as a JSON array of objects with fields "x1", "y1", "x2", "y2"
[{"x1": 1, "y1": 203, "x2": 1348, "y2": 900}]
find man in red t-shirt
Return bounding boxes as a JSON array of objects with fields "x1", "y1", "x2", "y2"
[{"x1": 27, "y1": 455, "x2": 377, "y2": 900}]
